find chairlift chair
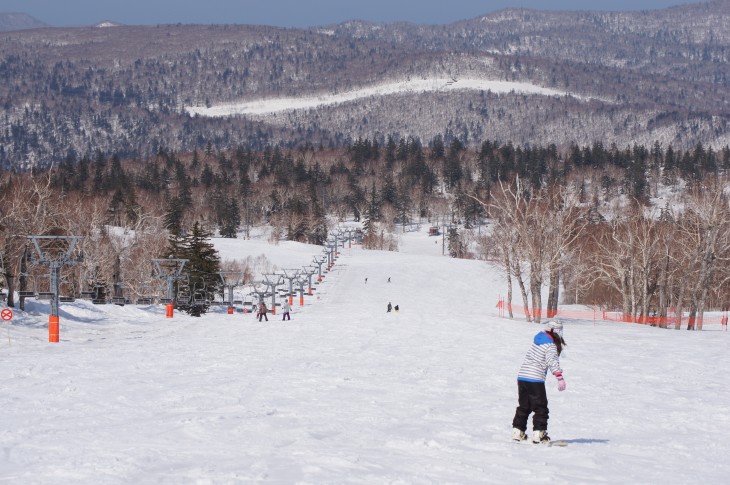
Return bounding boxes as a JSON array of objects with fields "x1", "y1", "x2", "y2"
[
  {"x1": 92, "y1": 283, "x2": 108, "y2": 303},
  {"x1": 192, "y1": 281, "x2": 209, "y2": 306},
  {"x1": 58, "y1": 273, "x2": 76, "y2": 302},
  {"x1": 136, "y1": 281, "x2": 155, "y2": 305}
]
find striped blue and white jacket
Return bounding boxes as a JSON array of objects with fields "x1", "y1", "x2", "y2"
[{"x1": 517, "y1": 331, "x2": 563, "y2": 383}]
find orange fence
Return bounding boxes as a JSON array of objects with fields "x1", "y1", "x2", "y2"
[{"x1": 495, "y1": 298, "x2": 728, "y2": 330}]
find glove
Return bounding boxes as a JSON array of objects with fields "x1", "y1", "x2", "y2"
[{"x1": 555, "y1": 372, "x2": 566, "y2": 392}]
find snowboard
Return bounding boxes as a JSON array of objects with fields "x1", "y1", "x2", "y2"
[
  {"x1": 549, "y1": 440, "x2": 568, "y2": 447},
  {"x1": 513, "y1": 439, "x2": 568, "y2": 447}
]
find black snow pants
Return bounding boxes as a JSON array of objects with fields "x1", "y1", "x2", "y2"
[{"x1": 512, "y1": 380, "x2": 550, "y2": 431}]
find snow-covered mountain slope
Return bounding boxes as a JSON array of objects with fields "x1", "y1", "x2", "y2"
[
  {"x1": 1, "y1": 227, "x2": 728, "y2": 483},
  {"x1": 186, "y1": 77, "x2": 585, "y2": 117}
]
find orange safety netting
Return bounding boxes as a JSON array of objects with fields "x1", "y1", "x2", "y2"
[{"x1": 495, "y1": 298, "x2": 728, "y2": 329}]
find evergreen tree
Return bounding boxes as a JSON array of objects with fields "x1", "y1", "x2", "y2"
[
  {"x1": 430, "y1": 134, "x2": 445, "y2": 160},
  {"x1": 366, "y1": 183, "x2": 380, "y2": 222},
  {"x1": 125, "y1": 187, "x2": 142, "y2": 226},
  {"x1": 219, "y1": 196, "x2": 240, "y2": 238},
  {"x1": 92, "y1": 150, "x2": 107, "y2": 194},
  {"x1": 164, "y1": 195, "x2": 185, "y2": 236},
  {"x1": 109, "y1": 153, "x2": 127, "y2": 191},
  {"x1": 184, "y1": 222, "x2": 221, "y2": 295},
  {"x1": 381, "y1": 175, "x2": 398, "y2": 207},
  {"x1": 175, "y1": 161, "x2": 193, "y2": 208},
  {"x1": 307, "y1": 198, "x2": 328, "y2": 245},
  {"x1": 447, "y1": 226, "x2": 463, "y2": 258},
  {"x1": 169, "y1": 222, "x2": 221, "y2": 315},
  {"x1": 384, "y1": 136, "x2": 397, "y2": 171},
  {"x1": 107, "y1": 189, "x2": 125, "y2": 226},
  {"x1": 201, "y1": 163, "x2": 215, "y2": 187}
]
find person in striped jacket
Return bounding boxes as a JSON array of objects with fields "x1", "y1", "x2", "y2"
[{"x1": 511, "y1": 320, "x2": 567, "y2": 444}]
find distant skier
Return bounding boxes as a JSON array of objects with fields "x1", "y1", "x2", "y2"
[
  {"x1": 387, "y1": 302, "x2": 392, "y2": 313},
  {"x1": 387, "y1": 277, "x2": 391, "y2": 283},
  {"x1": 365, "y1": 277, "x2": 368, "y2": 284},
  {"x1": 282, "y1": 299, "x2": 291, "y2": 321},
  {"x1": 511, "y1": 320, "x2": 566, "y2": 444},
  {"x1": 394, "y1": 304, "x2": 399, "y2": 312},
  {"x1": 257, "y1": 301, "x2": 268, "y2": 322}
]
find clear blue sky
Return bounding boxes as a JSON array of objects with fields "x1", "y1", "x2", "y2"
[{"x1": 2, "y1": 0, "x2": 707, "y2": 27}]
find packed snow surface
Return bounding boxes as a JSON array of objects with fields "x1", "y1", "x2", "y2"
[
  {"x1": 186, "y1": 78, "x2": 578, "y2": 117},
  {"x1": 1, "y1": 227, "x2": 728, "y2": 484}
]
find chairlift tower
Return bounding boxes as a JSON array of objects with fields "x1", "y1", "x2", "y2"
[
  {"x1": 152, "y1": 257, "x2": 188, "y2": 317},
  {"x1": 301, "y1": 265, "x2": 317, "y2": 295},
  {"x1": 153, "y1": 257, "x2": 188, "y2": 301},
  {"x1": 249, "y1": 281, "x2": 268, "y2": 307},
  {"x1": 293, "y1": 275, "x2": 308, "y2": 306},
  {"x1": 312, "y1": 256, "x2": 326, "y2": 282},
  {"x1": 329, "y1": 234, "x2": 341, "y2": 258},
  {"x1": 326, "y1": 242, "x2": 337, "y2": 268},
  {"x1": 262, "y1": 273, "x2": 284, "y2": 315},
  {"x1": 342, "y1": 228, "x2": 354, "y2": 248},
  {"x1": 27, "y1": 235, "x2": 83, "y2": 342},
  {"x1": 218, "y1": 271, "x2": 244, "y2": 314},
  {"x1": 281, "y1": 269, "x2": 300, "y2": 305}
]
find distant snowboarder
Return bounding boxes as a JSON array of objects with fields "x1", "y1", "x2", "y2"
[
  {"x1": 394, "y1": 304, "x2": 399, "y2": 312},
  {"x1": 511, "y1": 320, "x2": 566, "y2": 444}
]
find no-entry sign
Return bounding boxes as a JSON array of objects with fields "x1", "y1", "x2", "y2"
[{"x1": 1, "y1": 308, "x2": 13, "y2": 321}]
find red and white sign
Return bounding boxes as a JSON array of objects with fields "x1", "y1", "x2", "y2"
[{"x1": 1, "y1": 308, "x2": 13, "y2": 321}]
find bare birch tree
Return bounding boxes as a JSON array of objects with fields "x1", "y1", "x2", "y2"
[{"x1": 675, "y1": 182, "x2": 730, "y2": 330}]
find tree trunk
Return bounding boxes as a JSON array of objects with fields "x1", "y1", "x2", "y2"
[
  {"x1": 113, "y1": 255, "x2": 122, "y2": 298},
  {"x1": 621, "y1": 269, "x2": 632, "y2": 322},
  {"x1": 674, "y1": 280, "x2": 686, "y2": 330},
  {"x1": 657, "y1": 254, "x2": 669, "y2": 328},
  {"x1": 5, "y1": 272, "x2": 15, "y2": 308},
  {"x1": 502, "y1": 243, "x2": 514, "y2": 319},
  {"x1": 530, "y1": 262, "x2": 543, "y2": 323},
  {"x1": 18, "y1": 246, "x2": 29, "y2": 312},
  {"x1": 547, "y1": 265, "x2": 559, "y2": 318},
  {"x1": 694, "y1": 230, "x2": 718, "y2": 331},
  {"x1": 512, "y1": 253, "x2": 531, "y2": 322},
  {"x1": 687, "y1": 301, "x2": 697, "y2": 331}
]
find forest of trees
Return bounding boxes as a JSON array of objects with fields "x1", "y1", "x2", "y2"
[
  {"x1": 1, "y1": 136, "x2": 730, "y2": 327},
  {"x1": 2, "y1": 2, "x2": 730, "y2": 169}
]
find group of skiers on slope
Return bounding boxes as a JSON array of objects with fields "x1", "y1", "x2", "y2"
[
  {"x1": 255, "y1": 299, "x2": 291, "y2": 322},
  {"x1": 512, "y1": 319, "x2": 567, "y2": 444}
]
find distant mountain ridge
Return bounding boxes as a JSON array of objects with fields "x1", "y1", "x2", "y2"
[
  {"x1": 0, "y1": 12, "x2": 47, "y2": 31},
  {"x1": 1, "y1": 1, "x2": 729, "y2": 169}
]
